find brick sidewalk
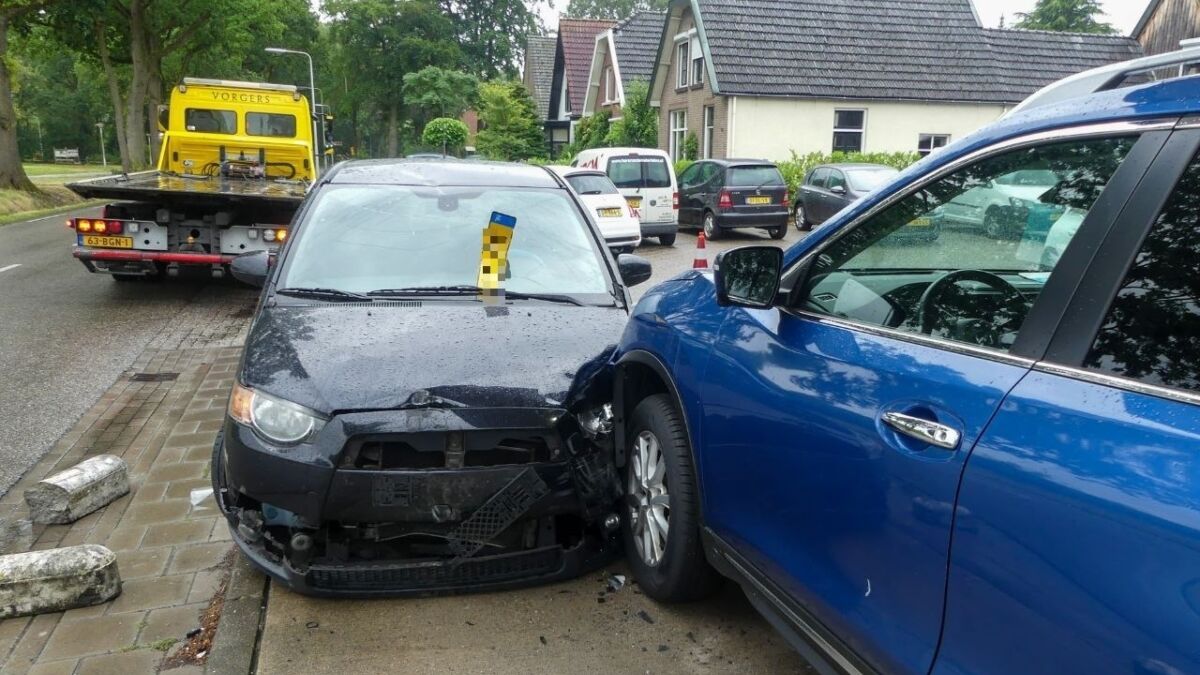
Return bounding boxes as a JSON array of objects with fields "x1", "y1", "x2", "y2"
[{"x1": 0, "y1": 288, "x2": 260, "y2": 675}]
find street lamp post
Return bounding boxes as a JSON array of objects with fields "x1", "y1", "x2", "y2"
[
  {"x1": 95, "y1": 122, "x2": 107, "y2": 168},
  {"x1": 33, "y1": 117, "x2": 43, "y2": 162},
  {"x1": 265, "y1": 47, "x2": 319, "y2": 178}
]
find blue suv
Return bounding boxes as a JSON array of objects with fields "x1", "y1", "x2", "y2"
[{"x1": 613, "y1": 52, "x2": 1200, "y2": 675}]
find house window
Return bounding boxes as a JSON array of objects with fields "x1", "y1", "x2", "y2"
[
  {"x1": 703, "y1": 106, "x2": 715, "y2": 159},
  {"x1": 676, "y1": 40, "x2": 690, "y2": 89},
  {"x1": 604, "y1": 67, "x2": 616, "y2": 104},
  {"x1": 918, "y1": 133, "x2": 950, "y2": 157},
  {"x1": 670, "y1": 110, "x2": 688, "y2": 162},
  {"x1": 833, "y1": 109, "x2": 865, "y2": 153},
  {"x1": 691, "y1": 35, "x2": 703, "y2": 85}
]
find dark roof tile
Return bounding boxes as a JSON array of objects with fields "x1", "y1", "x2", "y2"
[
  {"x1": 524, "y1": 35, "x2": 557, "y2": 120},
  {"x1": 612, "y1": 12, "x2": 667, "y2": 88},
  {"x1": 560, "y1": 18, "x2": 618, "y2": 113}
]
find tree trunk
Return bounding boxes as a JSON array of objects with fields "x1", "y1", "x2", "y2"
[
  {"x1": 147, "y1": 67, "x2": 163, "y2": 168},
  {"x1": 123, "y1": 0, "x2": 150, "y2": 171},
  {"x1": 95, "y1": 19, "x2": 131, "y2": 173},
  {"x1": 0, "y1": 14, "x2": 36, "y2": 192},
  {"x1": 387, "y1": 103, "x2": 399, "y2": 157}
]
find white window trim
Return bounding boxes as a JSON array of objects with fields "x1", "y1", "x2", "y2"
[
  {"x1": 690, "y1": 35, "x2": 703, "y2": 86},
  {"x1": 918, "y1": 133, "x2": 952, "y2": 157},
  {"x1": 676, "y1": 40, "x2": 690, "y2": 89},
  {"x1": 833, "y1": 108, "x2": 867, "y2": 153},
  {"x1": 603, "y1": 67, "x2": 616, "y2": 105},
  {"x1": 703, "y1": 106, "x2": 715, "y2": 159},
  {"x1": 669, "y1": 109, "x2": 688, "y2": 162}
]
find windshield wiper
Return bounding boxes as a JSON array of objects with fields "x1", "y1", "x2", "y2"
[
  {"x1": 369, "y1": 286, "x2": 594, "y2": 306},
  {"x1": 276, "y1": 287, "x2": 374, "y2": 302}
]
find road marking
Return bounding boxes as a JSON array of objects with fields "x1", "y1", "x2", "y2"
[{"x1": 0, "y1": 264, "x2": 21, "y2": 274}]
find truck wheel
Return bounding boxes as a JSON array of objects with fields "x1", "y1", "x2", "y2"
[{"x1": 623, "y1": 394, "x2": 722, "y2": 602}]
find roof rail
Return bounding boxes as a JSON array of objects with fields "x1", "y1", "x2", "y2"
[
  {"x1": 1007, "y1": 43, "x2": 1200, "y2": 117},
  {"x1": 180, "y1": 77, "x2": 298, "y2": 94}
]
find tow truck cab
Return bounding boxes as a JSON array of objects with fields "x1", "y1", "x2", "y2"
[{"x1": 68, "y1": 78, "x2": 315, "y2": 281}]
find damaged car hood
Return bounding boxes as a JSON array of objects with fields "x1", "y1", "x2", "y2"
[{"x1": 239, "y1": 302, "x2": 626, "y2": 414}]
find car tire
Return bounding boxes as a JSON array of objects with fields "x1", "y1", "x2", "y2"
[
  {"x1": 622, "y1": 393, "x2": 722, "y2": 602},
  {"x1": 794, "y1": 204, "x2": 811, "y2": 231},
  {"x1": 702, "y1": 212, "x2": 720, "y2": 240},
  {"x1": 768, "y1": 224, "x2": 786, "y2": 240},
  {"x1": 658, "y1": 233, "x2": 676, "y2": 247}
]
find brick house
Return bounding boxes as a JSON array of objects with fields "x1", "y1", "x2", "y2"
[
  {"x1": 544, "y1": 19, "x2": 617, "y2": 153},
  {"x1": 641, "y1": 0, "x2": 1142, "y2": 162},
  {"x1": 581, "y1": 12, "x2": 666, "y2": 120},
  {"x1": 1134, "y1": 0, "x2": 1200, "y2": 57}
]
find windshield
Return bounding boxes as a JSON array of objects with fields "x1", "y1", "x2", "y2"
[
  {"x1": 607, "y1": 156, "x2": 671, "y2": 189},
  {"x1": 845, "y1": 167, "x2": 899, "y2": 192},
  {"x1": 281, "y1": 185, "x2": 612, "y2": 299},
  {"x1": 728, "y1": 166, "x2": 785, "y2": 187},
  {"x1": 566, "y1": 174, "x2": 619, "y2": 195}
]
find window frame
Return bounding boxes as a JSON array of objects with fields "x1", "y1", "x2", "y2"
[
  {"x1": 775, "y1": 119, "x2": 1175, "y2": 368},
  {"x1": 185, "y1": 108, "x2": 237, "y2": 135},
  {"x1": 690, "y1": 35, "x2": 704, "y2": 87},
  {"x1": 918, "y1": 133, "x2": 951, "y2": 157},
  {"x1": 603, "y1": 66, "x2": 616, "y2": 104},
  {"x1": 832, "y1": 109, "x2": 866, "y2": 154},
  {"x1": 669, "y1": 109, "x2": 688, "y2": 162},
  {"x1": 245, "y1": 112, "x2": 298, "y2": 138},
  {"x1": 676, "y1": 40, "x2": 690, "y2": 89},
  {"x1": 703, "y1": 105, "x2": 715, "y2": 159}
]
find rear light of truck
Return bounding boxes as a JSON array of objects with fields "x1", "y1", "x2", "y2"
[
  {"x1": 73, "y1": 218, "x2": 129, "y2": 234},
  {"x1": 718, "y1": 190, "x2": 733, "y2": 209},
  {"x1": 262, "y1": 228, "x2": 287, "y2": 242}
]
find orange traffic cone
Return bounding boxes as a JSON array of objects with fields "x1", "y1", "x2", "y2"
[{"x1": 693, "y1": 231, "x2": 708, "y2": 269}]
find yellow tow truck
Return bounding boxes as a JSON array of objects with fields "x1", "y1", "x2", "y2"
[{"x1": 66, "y1": 78, "x2": 322, "y2": 280}]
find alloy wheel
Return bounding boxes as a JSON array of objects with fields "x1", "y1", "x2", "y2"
[
  {"x1": 795, "y1": 205, "x2": 806, "y2": 231},
  {"x1": 703, "y1": 213, "x2": 717, "y2": 240},
  {"x1": 628, "y1": 430, "x2": 670, "y2": 567}
]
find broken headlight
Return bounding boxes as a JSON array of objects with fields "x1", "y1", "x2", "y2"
[
  {"x1": 577, "y1": 403, "x2": 614, "y2": 439},
  {"x1": 229, "y1": 383, "x2": 326, "y2": 445}
]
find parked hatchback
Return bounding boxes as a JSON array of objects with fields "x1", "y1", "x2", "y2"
[
  {"x1": 215, "y1": 159, "x2": 653, "y2": 596},
  {"x1": 794, "y1": 163, "x2": 898, "y2": 230},
  {"x1": 677, "y1": 159, "x2": 789, "y2": 240},
  {"x1": 613, "y1": 53, "x2": 1200, "y2": 675},
  {"x1": 549, "y1": 166, "x2": 642, "y2": 253}
]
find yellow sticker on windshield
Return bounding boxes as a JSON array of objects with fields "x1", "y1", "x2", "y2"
[{"x1": 477, "y1": 211, "x2": 517, "y2": 298}]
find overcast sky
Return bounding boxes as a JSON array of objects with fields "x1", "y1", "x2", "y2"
[{"x1": 539, "y1": 0, "x2": 1152, "y2": 34}]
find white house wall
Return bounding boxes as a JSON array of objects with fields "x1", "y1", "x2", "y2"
[{"x1": 727, "y1": 96, "x2": 1010, "y2": 159}]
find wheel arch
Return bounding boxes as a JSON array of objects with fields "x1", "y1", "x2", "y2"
[{"x1": 613, "y1": 350, "x2": 699, "y2": 479}]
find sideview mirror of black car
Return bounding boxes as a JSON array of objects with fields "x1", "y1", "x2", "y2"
[
  {"x1": 618, "y1": 254, "x2": 653, "y2": 287},
  {"x1": 714, "y1": 246, "x2": 783, "y2": 308},
  {"x1": 230, "y1": 250, "x2": 271, "y2": 287}
]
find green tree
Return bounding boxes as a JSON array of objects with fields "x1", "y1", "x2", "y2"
[
  {"x1": 421, "y1": 117, "x2": 468, "y2": 155},
  {"x1": 475, "y1": 80, "x2": 543, "y2": 160},
  {"x1": 0, "y1": 0, "x2": 53, "y2": 192},
  {"x1": 605, "y1": 79, "x2": 656, "y2": 147},
  {"x1": 403, "y1": 66, "x2": 478, "y2": 121},
  {"x1": 325, "y1": 0, "x2": 460, "y2": 156},
  {"x1": 439, "y1": 0, "x2": 545, "y2": 78},
  {"x1": 564, "y1": 0, "x2": 667, "y2": 21},
  {"x1": 1014, "y1": 0, "x2": 1117, "y2": 34},
  {"x1": 683, "y1": 132, "x2": 699, "y2": 161}
]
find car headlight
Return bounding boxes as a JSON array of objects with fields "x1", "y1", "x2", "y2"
[{"x1": 228, "y1": 383, "x2": 326, "y2": 445}]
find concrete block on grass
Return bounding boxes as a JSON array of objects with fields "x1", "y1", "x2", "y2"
[
  {"x1": 24, "y1": 455, "x2": 130, "y2": 524},
  {"x1": 0, "y1": 544, "x2": 121, "y2": 618}
]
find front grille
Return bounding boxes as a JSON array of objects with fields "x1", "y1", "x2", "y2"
[
  {"x1": 343, "y1": 431, "x2": 556, "y2": 470},
  {"x1": 307, "y1": 546, "x2": 563, "y2": 591}
]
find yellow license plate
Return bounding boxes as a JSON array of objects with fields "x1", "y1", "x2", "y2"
[
  {"x1": 747, "y1": 196, "x2": 772, "y2": 205},
  {"x1": 598, "y1": 207, "x2": 623, "y2": 218},
  {"x1": 907, "y1": 217, "x2": 932, "y2": 227},
  {"x1": 626, "y1": 197, "x2": 642, "y2": 209},
  {"x1": 82, "y1": 235, "x2": 134, "y2": 249}
]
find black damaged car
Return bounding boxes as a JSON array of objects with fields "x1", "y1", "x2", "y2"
[{"x1": 212, "y1": 159, "x2": 653, "y2": 596}]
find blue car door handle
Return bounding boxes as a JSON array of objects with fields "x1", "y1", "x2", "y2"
[{"x1": 882, "y1": 412, "x2": 961, "y2": 450}]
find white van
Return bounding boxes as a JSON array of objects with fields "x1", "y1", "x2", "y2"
[{"x1": 572, "y1": 147, "x2": 678, "y2": 246}]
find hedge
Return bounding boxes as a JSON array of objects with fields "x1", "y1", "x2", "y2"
[{"x1": 776, "y1": 151, "x2": 921, "y2": 196}]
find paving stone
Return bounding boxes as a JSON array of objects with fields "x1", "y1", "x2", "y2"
[
  {"x1": 186, "y1": 568, "x2": 224, "y2": 605},
  {"x1": 25, "y1": 659, "x2": 78, "y2": 675},
  {"x1": 168, "y1": 542, "x2": 232, "y2": 574},
  {"x1": 103, "y1": 525, "x2": 145, "y2": 552},
  {"x1": 4, "y1": 612, "x2": 61, "y2": 671},
  {"x1": 0, "y1": 545, "x2": 121, "y2": 619},
  {"x1": 75, "y1": 648, "x2": 163, "y2": 675},
  {"x1": 106, "y1": 574, "x2": 192, "y2": 614},
  {"x1": 115, "y1": 548, "x2": 169, "y2": 580},
  {"x1": 145, "y1": 463, "x2": 205, "y2": 485},
  {"x1": 164, "y1": 479, "x2": 211, "y2": 501},
  {"x1": 40, "y1": 612, "x2": 143, "y2": 660},
  {"x1": 142, "y1": 520, "x2": 212, "y2": 548},
  {"x1": 137, "y1": 603, "x2": 206, "y2": 646},
  {"x1": 120, "y1": 500, "x2": 190, "y2": 526},
  {"x1": 62, "y1": 603, "x2": 108, "y2": 621},
  {"x1": 129, "y1": 482, "x2": 168, "y2": 504},
  {"x1": 0, "y1": 616, "x2": 31, "y2": 661}
]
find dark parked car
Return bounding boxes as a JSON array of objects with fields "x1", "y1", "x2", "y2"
[
  {"x1": 213, "y1": 159, "x2": 653, "y2": 596},
  {"x1": 613, "y1": 51, "x2": 1200, "y2": 675},
  {"x1": 794, "y1": 163, "x2": 898, "y2": 230},
  {"x1": 677, "y1": 159, "x2": 789, "y2": 240}
]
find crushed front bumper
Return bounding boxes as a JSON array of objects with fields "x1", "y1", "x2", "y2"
[{"x1": 212, "y1": 407, "x2": 620, "y2": 597}]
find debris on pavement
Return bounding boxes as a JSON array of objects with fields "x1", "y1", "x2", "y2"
[
  {"x1": 24, "y1": 455, "x2": 129, "y2": 524},
  {"x1": 0, "y1": 544, "x2": 121, "y2": 618},
  {"x1": 637, "y1": 610, "x2": 655, "y2": 624},
  {"x1": 606, "y1": 573, "x2": 626, "y2": 592},
  {"x1": 163, "y1": 553, "x2": 232, "y2": 670},
  {"x1": 189, "y1": 487, "x2": 214, "y2": 507}
]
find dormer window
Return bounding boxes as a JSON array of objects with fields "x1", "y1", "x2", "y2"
[
  {"x1": 604, "y1": 66, "x2": 616, "y2": 104},
  {"x1": 676, "y1": 40, "x2": 690, "y2": 89},
  {"x1": 691, "y1": 35, "x2": 703, "y2": 85}
]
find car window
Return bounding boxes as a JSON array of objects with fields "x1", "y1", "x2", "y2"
[
  {"x1": 698, "y1": 163, "x2": 720, "y2": 184},
  {"x1": 827, "y1": 170, "x2": 847, "y2": 191},
  {"x1": 797, "y1": 136, "x2": 1137, "y2": 353},
  {"x1": 246, "y1": 112, "x2": 296, "y2": 138},
  {"x1": 809, "y1": 168, "x2": 829, "y2": 188},
  {"x1": 678, "y1": 163, "x2": 702, "y2": 187},
  {"x1": 282, "y1": 185, "x2": 612, "y2": 298},
  {"x1": 729, "y1": 166, "x2": 785, "y2": 187},
  {"x1": 185, "y1": 108, "x2": 236, "y2": 134},
  {"x1": 1083, "y1": 154, "x2": 1200, "y2": 392},
  {"x1": 845, "y1": 167, "x2": 899, "y2": 192},
  {"x1": 566, "y1": 173, "x2": 619, "y2": 195},
  {"x1": 608, "y1": 156, "x2": 672, "y2": 189}
]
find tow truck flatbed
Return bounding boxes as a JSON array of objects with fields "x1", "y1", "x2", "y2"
[{"x1": 66, "y1": 171, "x2": 307, "y2": 208}]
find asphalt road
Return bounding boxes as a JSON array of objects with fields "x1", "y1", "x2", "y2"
[{"x1": 0, "y1": 208, "x2": 233, "y2": 497}]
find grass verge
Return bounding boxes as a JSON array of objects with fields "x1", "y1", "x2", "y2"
[{"x1": 0, "y1": 185, "x2": 97, "y2": 226}]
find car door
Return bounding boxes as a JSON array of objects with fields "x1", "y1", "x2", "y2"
[
  {"x1": 677, "y1": 163, "x2": 704, "y2": 225},
  {"x1": 803, "y1": 168, "x2": 830, "y2": 222},
  {"x1": 699, "y1": 128, "x2": 1159, "y2": 675},
  {"x1": 933, "y1": 128, "x2": 1200, "y2": 675},
  {"x1": 823, "y1": 168, "x2": 850, "y2": 217}
]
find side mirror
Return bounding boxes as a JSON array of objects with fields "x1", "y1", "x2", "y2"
[
  {"x1": 230, "y1": 250, "x2": 270, "y2": 287},
  {"x1": 830, "y1": 184, "x2": 846, "y2": 195},
  {"x1": 714, "y1": 246, "x2": 783, "y2": 308},
  {"x1": 617, "y1": 253, "x2": 653, "y2": 287}
]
